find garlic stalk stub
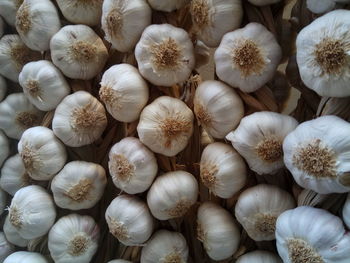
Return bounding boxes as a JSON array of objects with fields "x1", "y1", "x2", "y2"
[
  {"x1": 0, "y1": 130, "x2": 10, "y2": 167},
  {"x1": 3, "y1": 216, "x2": 29, "y2": 248},
  {"x1": 4, "y1": 251, "x2": 49, "y2": 263},
  {"x1": 0, "y1": 75, "x2": 7, "y2": 102},
  {"x1": 343, "y1": 193, "x2": 350, "y2": 228},
  {"x1": 236, "y1": 251, "x2": 282, "y2": 263},
  {"x1": 0, "y1": 232, "x2": 14, "y2": 262},
  {"x1": 148, "y1": 0, "x2": 189, "y2": 12}
]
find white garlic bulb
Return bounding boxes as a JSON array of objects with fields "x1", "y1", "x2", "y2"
[
  {"x1": 50, "y1": 25, "x2": 109, "y2": 80},
  {"x1": 135, "y1": 24, "x2": 195, "y2": 87},
  {"x1": 235, "y1": 184, "x2": 296, "y2": 241},
  {"x1": 140, "y1": 230, "x2": 189, "y2": 263},
  {"x1": 0, "y1": 0, "x2": 22, "y2": 26},
  {"x1": 3, "y1": 216, "x2": 29, "y2": 247},
  {"x1": 0, "y1": 93, "x2": 44, "y2": 140},
  {"x1": 226, "y1": 111, "x2": 298, "y2": 175},
  {"x1": 197, "y1": 202, "x2": 240, "y2": 261},
  {"x1": 0, "y1": 75, "x2": 7, "y2": 102},
  {"x1": 194, "y1": 80, "x2": 244, "y2": 139},
  {"x1": 101, "y1": 0, "x2": 151, "y2": 52},
  {"x1": 0, "y1": 130, "x2": 10, "y2": 167},
  {"x1": 248, "y1": 0, "x2": 281, "y2": 5},
  {"x1": 99, "y1": 64, "x2": 149, "y2": 122},
  {"x1": 108, "y1": 137, "x2": 157, "y2": 194},
  {"x1": 147, "y1": 171, "x2": 198, "y2": 220},
  {"x1": 276, "y1": 206, "x2": 350, "y2": 263},
  {"x1": 306, "y1": 0, "x2": 336, "y2": 14},
  {"x1": 108, "y1": 260, "x2": 132, "y2": 263},
  {"x1": 19, "y1": 60, "x2": 71, "y2": 111},
  {"x1": 137, "y1": 96, "x2": 194, "y2": 157},
  {"x1": 105, "y1": 195, "x2": 154, "y2": 246},
  {"x1": 51, "y1": 161, "x2": 107, "y2": 210},
  {"x1": 190, "y1": 0, "x2": 243, "y2": 47},
  {"x1": 0, "y1": 188, "x2": 6, "y2": 215},
  {"x1": 148, "y1": 0, "x2": 189, "y2": 12},
  {"x1": 52, "y1": 91, "x2": 107, "y2": 147},
  {"x1": 48, "y1": 214, "x2": 100, "y2": 263},
  {"x1": 343, "y1": 193, "x2": 350, "y2": 228},
  {"x1": 0, "y1": 232, "x2": 14, "y2": 262},
  {"x1": 4, "y1": 251, "x2": 48, "y2": 263},
  {"x1": 215, "y1": 23, "x2": 282, "y2": 93},
  {"x1": 236, "y1": 250, "x2": 282, "y2": 263}
]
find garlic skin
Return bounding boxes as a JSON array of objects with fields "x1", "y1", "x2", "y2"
[
  {"x1": 50, "y1": 25, "x2": 108, "y2": 80},
  {"x1": 19, "y1": 60, "x2": 71, "y2": 111},
  {"x1": 0, "y1": 130, "x2": 10, "y2": 167},
  {"x1": 343, "y1": 194, "x2": 350, "y2": 228},
  {"x1": 306, "y1": 0, "x2": 336, "y2": 14},
  {"x1": 135, "y1": 24, "x2": 195, "y2": 87},
  {"x1": 105, "y1": 195, "x2": 154, "y2": 246},
  {"x1": 0, "y1": 232, "x2": 15, "y2": 262},
  {"x1": 100, "y1": 64, "x2": 149, "y2": 122},
  {"x1": 4, "y1": 251, "x2": 48, "y2": 263},
  {"x1": 101, "y1": 0, "x2": 151, "y2": 52},
  {"x1": 0, "y1": 0, "x2": 22, "y2": 26},
  {"x1": 48, "y1": 214, "x2": 100, "y2": 263},
  {"x1": 215, "y1": 23, "x2": 282, "y2": 93},
  {"x1": 3, "y1": 216, "x2": 29, "y2": 247},
  {"x1": 108, "y1": 137, "x2": 157, "y2": 194},
  {"x1": 52, "y1": 91, "x2": 108, "y2": 147},
  {"x1": 248, "y1": 0, "x2": 281, "y2": 5},
  {"x1": 137, "y1": 96, "x2": 194, "y2": 157},
  {"x1": 140, "y1": 230, "x2": 189, "y2": 263},
  {"x1": 235, "y1": 184, "x2": 296, "y2": 241},
  {"x1": 236, "y1": 251, "x2": 282, "y2": 263},
  {"x1": 194, "y1": 80, "x2": 244, "y2": 139},
  {"x1": 226, "y1": 111, "x2": 298, "y2": 175},
  {"x1": 276, "y1": 206, "x2": 350, "y2": 263},
  {"x1": 0, "y1": 75, "x2": 7, "y2": 101},
  {"x1": 197, "y1": 202, "x2": 240, "y2": 261},
  {"x1": 51, "y1": 161, "x2": 107, "y2": 210},
  {"x1": 148, "y1": 0, "x2": 189, "y2": 12},
  {"x1": 0, "y1": 188, "x2": 6, "y2": 215}
]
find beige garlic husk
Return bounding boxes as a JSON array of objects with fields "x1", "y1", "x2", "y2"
[
  {"x1": 0, "y1": 93, "x2": 44, "y2": 139},
  {"x1": 108, "y1": 137, "x2": 158, "y2": 194},
  {"x1": 0, "y1": 16, "x2": 4, "y2": 38},
  {"x1": 0, "y1": 232, "x2": 15, "y2": 262},
  {"x1": 52, "y1": 91, "x2": 108, "y2": 147},
  {"x1": 50, "y1": 25, "x2": 108, "y2": 80},
  {"x1": 135, "y1": 24, "x2": 195, "y2": 87},
  {"x1": 343, "y1": 193, "x2": 350, "y2": 228},
  {"x1": 147, "y1": 171, "x2": 198, "y2": 220},
  {"x1": 194, "y1": 40, "x2": 210, "y2": 68},
  {"x1": 48, "y1": 214, "x2": 100, "y2": 263},
  {"x1": 0, "y1": 130, "x2": 10, "y2": 167},
  {"x1": 236, "y1": 250, "x2": 282, "y2": 263},
  {"x1": 140, "y1": 230, "x2": 189, "y2": 263},
  {"x1": 0, "y1": 0, "x2": 23, "y2": 26},
  {"x1": 99, "y1": 64, "x2": 149, "y2": 122},
  {"x1": 248, "y1": 0, "x2": 281, "y2": 6},
  {"x1": 148, "y1": 0, "x2": 189, "y2": 12},
  {"x1": 190, "y1": 0, "x2": 243, "y2": 47},
  {"x1": 197, "y1": 202, "x2": 240, "y2": 261},
  {"x1": 51, "y1": 161, "x2": 107, "y2": 210},
  {"x1": 4, "y1": 251, "x2": 49, "y2": 263},
  {"x1": 0, "y1": 188, "x2": 6, "y2": 215},
  {"x1": 137, "y1": 96, "x2": 194, "y2": 157},
  {"x1": 106, "y1": 195, "x2": 154, "y2": 246},
  {"x1": 0, "y1": 75, "x2": 7, "y2": 102},
  {"x1": 235, "y1": 184, "x2": 296, "y2": 241},
  {"x1": 101, "y1": 0, "x2": 151, "y2": 52},
  {"x1": 3, "y1": 216, "x2": 29, "y2": 247},
  {"x1": 194, "y1": 80, "x2": 244, "y2": 139}
]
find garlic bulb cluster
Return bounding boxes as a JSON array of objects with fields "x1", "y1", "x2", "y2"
[
  {"x1": 343, "y1": 193, "x2": 350, "y2": 228},
  {"x1": 0, "y1": 130, "x2": 10, "y2": 167},
  {"x1": 215, "y1": 23, "x2": 282, "y2": 93},
  {"x1": 137, "y1": 96, "x2": 194, "y2": 156},
  {"x1": 4, "y1": 251, "x2": 49, "y2": 263},
  {"x1": 135, "y1": 24, "x2": 195, "y2": 86},
  {"x1": 148, "y1": 0, "x2": 189, "y2": 12},
  {"x1": 48, "y1": 214, "x2": 100, "y2": 263},
  {"x1": 52, "y1": 91, "x2": 107, "y2": 147},
  {"x1": 101, "y1": 0, "x2": 151, "y2": 52},
  {"x1": 108, "y1": 137, "x2": 157, "y2": 194},
  {"x1": 0, "y1": 75, "x2": 7, "y2": 102},
  {"x1": 0, "y1": 0, "x2": 21, "y2": 26},
  {"x1": 248, "y1": 0, "x2": 281, "y2": 6},
  {"x1": 0, "y1": 232, "x2": 14, "y2": 262},
  {"x1": 0, "y1": 188, "x2": 6, "y2": 215},
  {"x1": 100, "y1": 64, "x2": 149, "y2": 122},
  {"x1": 236, "y1": 251, "x2": 282, "y2": 263},
  {"x1": 105, "y1": 195, "x2": 154, "y2": 246},
  {"x1": 3, "y1": 216, "x2": 29, "y2": 247}
]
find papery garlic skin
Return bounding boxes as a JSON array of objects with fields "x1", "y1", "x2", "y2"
[
  {"x1": 306, "y1": 0, "x2": 336, "y2": 14},
  {"x1": 3, "y1": 216, "x2": 29, "y2": 247},
  {"x1": 215, "y1": 23, "x2": 282, "y2": 93},
  {"x1": 50, "y1": 25, "x2": 108, "y2": 80},
  {"x1": 141, "y1": 230, "x2": 189, "y2": 263},
  {"x1": 135, "y1": 24, "x2": 195, "y2": 87},
  {"x1": 0, "y1": 0, "x2": 22, "y2": 26},
  {"x1": 48, "y1": 214, "x2": 100, "y2": 263},
  {"x1": 101, "y1": 0, "x2": 151, "y2": 52},
  {"x1": 100, "y1": 64, "x2": 149, "y2": 122},
  {"x1": 197, "y1": 202, "x2": 240, "y2": 261},
  {"x1": 4, "y1": 251, "x2": 48, "y2": 263},
  {"x1": 236, "y1": 250, "x2": 282, "y2": 263},
  {"x1": 343, "y1": 194, "x2": 350, "y2": 228},
  {"x1": 276, "y1": 206, "x2": 350, "y2": 263},
  {"x1": 52, "y1": 91, "x2": 107, "y2": 147},
  {"x1": 248, "y1": 0, "x2": 281, "y2": 5},
  {"x1": 105, "y1": 195, "x2": 154, "y2": 246},
  {"x1": 0, "y1": 188, "x2": 6, "y2": 215},
  {"x1": 0, "y1": 76, "x2": 7, "y2": 102},
  {"x1": 137, "y1": 96, "x2": 194, "y2": 156},
  {"x1": 235, "y1": 184, "x2": 296, "y2": 241},
  {"x1": 0, "y1": 232, "x2": 14, "y2": 262},
  {"x1": 148, "y1": 0, "x2": 189, "y2": 12},
  {"x1": 108, "y1": 137, "x2": 157, "y2": 194},
  {"x1": 0, "y1": 130, "x2": 10, "y2": 167}
]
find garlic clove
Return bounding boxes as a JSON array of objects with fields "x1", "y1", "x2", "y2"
[
  {"x1": 3, "y1": 216, "x2": 30, "y2": 248},
  {"x1": 0, "y1": 0, "x2": 22, "y2": 26},
  {"x1": 0, "y1": 130, "x2": 10, "y2": 167},
  {"x1": 0, "y1": 75, "x2": 7, "y2": 102},
  {"x1": 236, "y1": 250, "x2": 282, "y2": 263},
  {"x1": 0, "y1": 232, "x2": 15, "y2": 262},
  {"x1": 147, "y1": 0, "x2": 189, "y2": 12},
  {"x1": 343, "y1": 193, "x2": 350, "y2": 228},
  {"x1": 4, "y1": 251, "x2": 49, "y2": 263},
  {"x1": 248, "y1": 0, "x2": 282, "y2": 5}
]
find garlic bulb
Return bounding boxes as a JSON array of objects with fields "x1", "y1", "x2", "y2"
[
  {"x1": 4, "y1": 251, "x2": 48, "y2": 263},
  {"x1": 0, "y1": 130, "x2": 10, "y2": 167},
  {"x1": 194, "y1": 80, "x2": 244, "y2": 139},
  {"x1": 108, "y1": 260, "x2": 132, "y2": 263},
  {"x1": 306, "y1": 0, "x2": 336, "y2": 14},
  {"x1": 0, "y1": 0, "x2": 22, "y2": 26},
  {"x1": 236, "y1": 250, "x2": 282, "y2": 263},
  {"x1": 0, "y1": 93, "x2": 44, "y2": 140},
  {"x1": 147, "y1": 171, "x2": 198, "y2": 220},
  {"x1": 135, "y1": 24, "x2": 195, "y2": 86},
  {"x1": 0, "y1": 232, "x2": 14, "y2": 262},
  {"x1": 101, "y1": 0, "x2": 151, "y2": 52},
  {"x1": 3, "y1": 216, "x2": 29, "y2": 247},
  {"x1": 276, "y1": 206, "x2": 350, "y2": 263},
  {"x1": 52, "y1": 91, "x2": 108, "y2": 147},
  {"x1": 50, "y1": 25, "x2": 108, "y2": 80},
  {"x1": 18, "y1": 126, "x2": 67, "y2": 181},
  {"x1": 215, "y1": 23, "x2": 282, "y2": 93},
  {"x1": 0, "y1": 188, "x2": 6, "y2": 215},
  {"x1": 190, "y1": 0, "x2": 243, "y2": 47},
  {"x1": 137, "y1": 96, "x2": 194, "y2": 156},
  {"x1": 235, "y1": 184, "x2": 296, "y2": 241},
  {"x1": 148, "y1": 0, "x2": 189, "y2": 12},
  {"x1": 343, "y1": 193, "x2": 350, "y2": 228},
  {"x1": 248, "y1": 0, "x2": 281, "y2": 5},
  {"x1": 140, "y1": 230, "x2": 189, "y2": 263},
  {"x1": 105, "y1": 195, "x2": 154, "y2": 246},
  {"x1": 108, "y1": 137, "x2": 157, "y2": 194},
  {"x1": 51, "y1": 161, "x2": 107, "y2": 210},
  {"x1": 48, "y1": 214, "x2": 100, "y2": 263},
  {"x1": 19, "y1": 60, "x2": 71, "y2": 111},
  {"x1": 99, "y1": 64, "x2": 149, "y2": 122},
  {"x1": 197, "y1": 202, "x2": 240, "y2": 261},
  {"x1": 0, "y1": 75, "x2": 7, "y2": 101}
]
